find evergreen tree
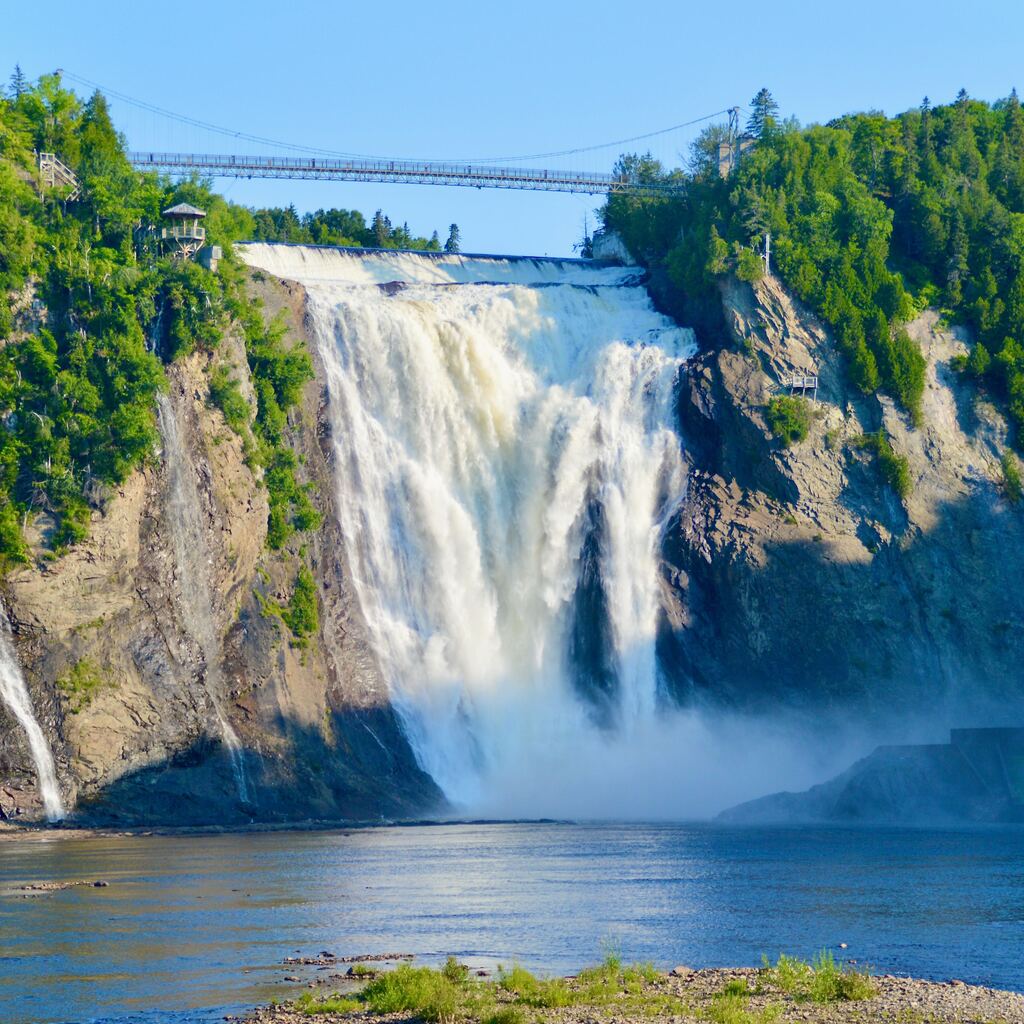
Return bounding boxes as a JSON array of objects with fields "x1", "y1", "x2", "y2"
[
  {"x1": 444, "y1": 223, "x2": 461, "y2": 253},
  {"x1": 745, "y1": 88, "x2": 780, "y2": 139},
  {"x1": 371, "y1": 209, "x2": 391, "y2": 248},
  {"x1": 9, "y1": 64, "x2": 26, "y2": 100}
]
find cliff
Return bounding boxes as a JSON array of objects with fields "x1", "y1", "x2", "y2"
[
  {"x1": 0, "y1": 270, "x2": 440, "y2": 824},
  {"x1": 2, "y1": 256, "x2": 1021, "y2": 824},
  {"x1": 659, "y1": 273, "x2": 1024, "y2": 725}
]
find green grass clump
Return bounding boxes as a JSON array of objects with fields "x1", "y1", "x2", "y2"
[
  {"x1": 808, "y1": 950, "x2": 877, "y2": 1002},
  {"x1": 703, "y1": 983, "x2": 781, "y2": 1024},
  {"x1": 56, "y1": 659, "x2": 111, "y2": 713},
  {"x1": 761, "y1": 951, "x2": 876, "y2": 1004},
  {"x1": 294, "y1": 991, "x2": 361, "y2": 1016},
  {"x1": 766, "y1": 395, "x2": 813, "y2": 446},
  {"x1": 360, "y1": 963, "x2": 463, "y2": 1022},
  {"x1": 347, "y1": 963, "x2": 377, "y2": 978},
  {"x1": 482, "y1": 1008, "x2": 524, "y2": 1024}
]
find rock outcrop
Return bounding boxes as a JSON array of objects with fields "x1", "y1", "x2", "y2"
[
  {"x1": 659, "y1": 274, "x2": 1024, "y2": 727},
  {"x1": 720, "y1": 727, "x2": 1024, "y2": 824},
  {"x1": 0, "y1": 271, "x2": 440, "y2": 824}
]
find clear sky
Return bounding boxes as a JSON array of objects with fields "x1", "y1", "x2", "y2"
[{"x1": 4, "y1": 0, "x2": 1024, "y2": 255}]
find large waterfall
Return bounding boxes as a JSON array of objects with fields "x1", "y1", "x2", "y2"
[
  {"x1": 241, "y1": 244, "x2": 716, "y2": 816},
  {"x1": 0, "y1": 608, "x2": 64, "y2": 820},
  {"x1": 157, "y1": 393, "x2": 252, "y2": 805}
]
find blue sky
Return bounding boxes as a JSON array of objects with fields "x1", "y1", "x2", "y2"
[{"x1": 5, "y1": 0, "x2": 1024, "y2": 255}]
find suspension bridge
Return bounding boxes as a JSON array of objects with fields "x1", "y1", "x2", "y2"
[
  {"x1": 58, "y1": 70, "x2": 738, "y2": 198},
  {"x1": 126, "y1": 152, "x2": 685, "y2": 196}
]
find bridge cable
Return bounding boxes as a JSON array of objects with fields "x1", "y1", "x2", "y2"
[{"x1": 59, "y1": 69, "x2": 733, "y2": 167}]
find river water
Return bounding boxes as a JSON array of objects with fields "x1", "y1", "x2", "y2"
[{"x1": 1, "y1": 822, "x2": 1022, "y2": 1023}]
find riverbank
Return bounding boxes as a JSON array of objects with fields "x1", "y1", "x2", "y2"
[{"x1": 241, "y1": 960, "x2": 1024, "y2": 1024}]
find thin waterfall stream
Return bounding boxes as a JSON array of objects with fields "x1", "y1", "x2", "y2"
[
  {"x1": 157, "y1": 392, "x2": 252, "y2": 806},
  {"x1": 0, "y1": 606, "x2": 64, "y2": 820}
]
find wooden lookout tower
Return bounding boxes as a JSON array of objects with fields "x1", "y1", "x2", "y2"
[{"x1": 160, "y1": 202, "x2": 207, "y2": 260}]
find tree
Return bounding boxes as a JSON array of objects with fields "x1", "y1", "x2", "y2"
[
  {"x1": 444, "y1": 223, "x2": 461, "y2": 253},
  {"x1": 746, "y1": 88, "x2": 780, "y2": 139},
  {"x1": 9, "y1": 65, "x2": 27, "y2": 100}
]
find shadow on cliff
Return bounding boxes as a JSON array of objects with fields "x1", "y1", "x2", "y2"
[
  {"x1": 658, "y1": 486, "x2": 1024, "y2": 730},
  {"x1": 75, "y1": 704, "x2": 444, "y2": 827}
]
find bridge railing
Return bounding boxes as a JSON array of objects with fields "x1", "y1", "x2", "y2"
[{"x1": 127, "y1": 152, "x2": 685, "y2": 196}]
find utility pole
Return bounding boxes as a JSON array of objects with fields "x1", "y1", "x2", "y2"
[{"x1": 763, "y1": 231, "x2": 771, "y2": 276}]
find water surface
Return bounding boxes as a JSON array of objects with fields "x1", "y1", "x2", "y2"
[{"x1": 2, "y1": 822, "x2": 1022, "y2": 1023}]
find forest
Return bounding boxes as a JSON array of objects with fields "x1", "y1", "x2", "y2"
[
  {"x1": 0, "y1": 70, "x2": 449, "y2": 566},
  {"x1": 604, "y1": 87, "x2": 1024, "y2": 451}
]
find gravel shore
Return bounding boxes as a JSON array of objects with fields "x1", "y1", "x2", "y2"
[{"x1": 241, "y1": 966, "x2": 1024, "y2": 1024}]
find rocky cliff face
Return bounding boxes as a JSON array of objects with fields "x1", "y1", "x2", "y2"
[
  {"x1": 0, "y1": 270, "x2": 439, "y2": 824},
  {"x1": 2, "y1": 258, "x2": 1020, "y2": 824},
  {"x1": 660, "y1": 274, "x2": 1024, "y2": 728}
]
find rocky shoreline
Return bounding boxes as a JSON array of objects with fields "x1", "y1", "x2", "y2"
[{"x1": 241, "y1": 965, "x2": 1024, "y2": 1024}]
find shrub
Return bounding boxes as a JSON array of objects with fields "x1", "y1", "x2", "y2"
[
  {"x1": 208, "y1": 365, "x2": 251, "y2": 435},
  {"x1": 1002, "y1": 451, "x2": 1022, "y2": 503},
  {"x1": 766, "y1": 395, "x2": 813, "y2": 446},
  {"x1": 282, "y1": 565, "x2": 319, "y2": 642},
  {"x1": 854, "y1": 431, "x2": 912, "y2": 499}
]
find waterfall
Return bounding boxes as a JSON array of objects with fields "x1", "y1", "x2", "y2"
[
  {"x1": 241, "y1": 244, "x2": 696, "y2": 815},
  {"x1": 157, "y1": 392, "x2": 252, "y2": 806},
  {"x1": 0, "y1": 608, "x2": 64, "y2": 820}
]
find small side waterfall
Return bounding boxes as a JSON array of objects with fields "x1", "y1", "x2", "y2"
[
  {"x1": 157, "y1": 392, "x2": 252, "y2": 805},
  {"x1": 0, "y1": 608, "x2": 64, "y2": 820}
]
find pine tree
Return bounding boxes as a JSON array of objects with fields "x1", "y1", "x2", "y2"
[
  {"x1": 9, "y1": 64, "x2": 27, "y2": 100},
  {"x1": 444, "y1": 223, "x2": 461, "y2": 254},
  {"x1": 371, "y1": 210, "x2": 391, "y2": 248},
  {"x1": 745, "y1": 88, "x2": 780, "y2": 139}
]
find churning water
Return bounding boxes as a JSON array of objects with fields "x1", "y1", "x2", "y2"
[
  {"x1": 0, "y1": 607, "x2": 63, "y2": 820},
  {"x1": 241, "y1": 245, "x2": 712, "y2": 814}
]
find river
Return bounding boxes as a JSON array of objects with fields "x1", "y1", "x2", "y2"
[{"x1": 2, "y1": 821, "x2": 1022, "y2": 1023}]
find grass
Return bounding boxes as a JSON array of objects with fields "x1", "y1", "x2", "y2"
[
  {"x1": 295, "y1": 992, "x2": 361, "y2": 1016},
  {"x1": 761, "y1": 951, "x2": 877, "y2": 1004},
  {"x1": 56, "y1": 659, "x2": 111, "y2": 713},
  {"x1": 291, "y1": 951, "x2": 876, "y2": 1023}
]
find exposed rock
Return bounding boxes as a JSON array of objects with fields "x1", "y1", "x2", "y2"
[
  {"x1": 0, "y1": 272, "x2": 440, "y2": 825},
  {"x1": 659, "y1": 274, "x2": 1024, "y2": 724},
  {"x1": 721, "y1": 726, "x2": 1024, "y2": 824}
]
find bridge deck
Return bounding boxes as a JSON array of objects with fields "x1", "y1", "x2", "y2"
[{"x1": 128, "y1": 152, "x2": 684, "y2": 197}]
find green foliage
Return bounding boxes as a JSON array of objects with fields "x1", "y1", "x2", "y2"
[
  {"x1": 760, "y1": 951, "x2": 876, "y2": 1004},
  {"x1": 293, "y1": 992, "x2": 361, "y2": 1016},
  {"x1": 251, "y1": 204, "x2": 442, "y2": 251},
  {"x1": 282, "y1": 565, "x2": 319, "y2": 643},
  {"x1": 766, "y1": 395, "x2": 813, "y2": 445},
  {"x1": 207, "y1": 364, "x2": 251, "y2": 435},
  {"x1": 1002, "y1": 450, "x2": 1023, "y2": 502},
  {"x1": 360, "y1": 964, "x2": 462, "y2": 1022},
  {"x1": 604, "y1": 89, "x2": 1024, "y2": 436},
  {"x1": 445, "y1": 223, "x2": 461, "y2": 254},
  {"x1": 734, "y1": 245, "x2": 764, "y2": 283},
  {"x1": 854, "y1": 431, "x2": 912, "y2": 499},
  {"x1": 56, "y1": 658, "x2": 109, "y2": 712}
]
